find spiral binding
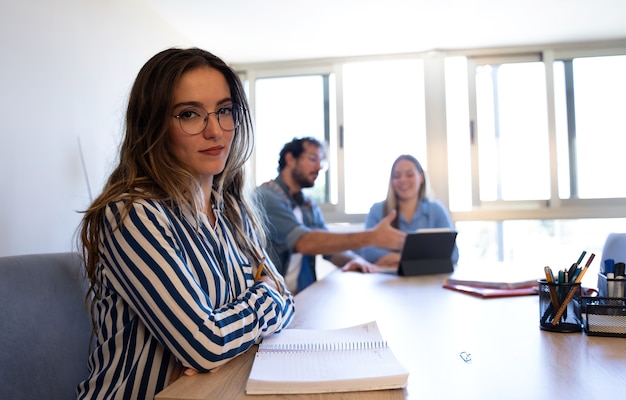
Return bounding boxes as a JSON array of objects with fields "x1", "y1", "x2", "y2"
[{"x1": 259, "y1": 340, "x2": 388, "y2": 352}]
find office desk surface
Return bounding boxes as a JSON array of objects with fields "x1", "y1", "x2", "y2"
[{"x1": 156, "y1": 270, "x2": 626, "y2": 400}]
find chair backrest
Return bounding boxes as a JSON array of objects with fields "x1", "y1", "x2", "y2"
[
  {"x1": 0, "y1": 252, "x2": 92, "y2": 400},
  {"x1": 601, "y1": 233, "x2": 626, "y2": 266}
]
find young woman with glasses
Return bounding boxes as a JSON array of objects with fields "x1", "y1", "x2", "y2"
[{"x1": 77, "y1": 48, "x2": 294, "y2": 400}]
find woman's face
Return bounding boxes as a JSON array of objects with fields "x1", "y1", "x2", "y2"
[
  {"x1": 169, "y1": 66, "x2": 234, "y2": 188},
  {"x1": 391, "y1": 159, "x2": 423, "y2": 201}
]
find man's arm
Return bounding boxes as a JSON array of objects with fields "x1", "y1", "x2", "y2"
[{"x1": 294, "y1": 210, "x2": 405, "y2": 255}]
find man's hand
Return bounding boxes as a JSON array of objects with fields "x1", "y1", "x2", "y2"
[{"x1": 370, "y1": 210, "x2": 407, "y2": 251}]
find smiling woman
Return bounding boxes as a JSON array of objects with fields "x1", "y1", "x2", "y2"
[{"x1": 360, "y1": 154, "x2": 458, "y2": 267}]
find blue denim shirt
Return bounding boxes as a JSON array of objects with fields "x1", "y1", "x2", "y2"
[{"x1": 256, "y1": 176, "x2": 328, "y2": 279}]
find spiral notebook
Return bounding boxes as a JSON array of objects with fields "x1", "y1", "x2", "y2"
[{"x1": 245, "y1": 321, "x2": 409, "y2": 395}]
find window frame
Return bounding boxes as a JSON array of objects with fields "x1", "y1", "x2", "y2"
[{"x1": 236, "y1": 40, "x2": 626, "y2": 225}]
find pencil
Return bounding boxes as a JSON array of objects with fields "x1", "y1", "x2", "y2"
[
  {"x1": 544, "y1": 266, "x2": 560, "y2": 309},
  {"x1": 254, "y1": 262, "x2": 266, "y2": 281},
  {"x1": 551, "y1": 253, "x2": 595, "y2": 326},
  {"x1": 540, "y1": 266, "x2": 561, "y2": 324}
]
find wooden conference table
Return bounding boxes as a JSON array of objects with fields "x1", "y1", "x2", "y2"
[{"x1": 157, "y1": 267, "x2": 626, "y2": 400}]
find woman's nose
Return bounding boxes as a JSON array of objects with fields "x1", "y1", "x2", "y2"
[{"x1": 202, "y1": 114, "x2": 222, "y2": 138}]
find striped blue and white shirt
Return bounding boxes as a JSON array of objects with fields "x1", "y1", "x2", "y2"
[{"x1": 76, "y1": 196, "x2": 295, "y2": 400}]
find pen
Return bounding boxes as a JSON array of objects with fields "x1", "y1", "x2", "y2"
[
  {"x1": 575, "y1": 253, "x2": 594, "y2": 283},
  {"x1": 255, "y1": 262, "x2": 266, "y2": 281},
  {"x1": 557, "y1": 270, "x2": 566, "y2": 305},
  {"x1": 565, "y1": 251, "x2": 586, "y2": 286},
  {"x1": 576, "y1": 250, "x2": 587, "y2": 266},
  {"x1": 566, "y1": 251, "x2": 585, "y2": 283},
  {"x1": 551, "y1": 253, "x2": 595, "y2": 326},
  {"x1": 541, "y1": 266, "x2": 560, "y2": 323}
]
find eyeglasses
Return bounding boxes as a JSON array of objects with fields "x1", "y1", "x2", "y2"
[
  {"x1": 171, "y1": 104, "x2": 243, "y2": 135},
  {"x1": 300, "y1": 153, "x2": 328, "y2": 170}
]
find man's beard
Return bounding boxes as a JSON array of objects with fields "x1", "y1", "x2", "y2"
[{"x1": 292, "y1": 168, "x2": 316, "y2": 189}]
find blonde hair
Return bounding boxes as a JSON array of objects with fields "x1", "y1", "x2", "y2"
[{"x1": 383, "y1": 154, "x2": 427, "y2": 229}]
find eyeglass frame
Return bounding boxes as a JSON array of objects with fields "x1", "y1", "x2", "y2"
[
  {"x1": 300, "y1": 152, "x2": 328, "y2": 170},
  {"x1": 171, "y1": 103, "x2": 243, "y2": 135}
]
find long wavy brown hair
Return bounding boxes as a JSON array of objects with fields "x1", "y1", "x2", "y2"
[{"x1": 78, "y1": 48, "x2": 281, "y2": 332}]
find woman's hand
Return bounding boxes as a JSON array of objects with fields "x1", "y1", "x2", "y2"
[
  {"x1": 169, "y1": 365, "x2": 200, "y2": 384},
  {"x1": 374, "y1": 252, "x2": 401, "y2": 268},
  {"x1": 341, "y1": 256, "x2": 380, "y2": 273}
]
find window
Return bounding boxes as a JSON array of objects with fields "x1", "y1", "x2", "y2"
[
  {"x1": 251, "y1": 59, "x2": 425, "y2": 216},
  {"x1": 242, "y1": 42, "x2": 626, "y2": 264},
  {"x1": 475, "y1": 61, "x2": 550, "y2": 201},
  {"x1": 341, "y1": 59, "x2": 426, "y2": 214},
  {"x1": 554, "y1": 55, "x2": 626, "y2": 199},
  {"x1": 254, "y1": 74, "x2": 335, "y2": 203}
]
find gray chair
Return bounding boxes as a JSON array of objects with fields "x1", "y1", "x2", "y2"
[
  {"x1": 600, "y1": 232, "x2": 626, "y2": 266},
  {"x1": 0, "y1": 252, "x2": 92, "y2": 400}
]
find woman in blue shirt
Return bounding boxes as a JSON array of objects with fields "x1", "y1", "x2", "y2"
[
  {"x1": 77, "y1": 48, "x2": 295, "y2": 400},
  {"x1": 361, "y1": 155, "x2": 458, "y2": 267}
]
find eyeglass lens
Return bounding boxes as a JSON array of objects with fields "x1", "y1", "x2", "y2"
[{"x1": 175, "y1": 104, "x2": 242, "y2": 135}]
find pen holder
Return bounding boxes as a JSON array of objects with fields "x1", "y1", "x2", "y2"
[
  {"x1": 597, "y1": 273, "x2": 626, "y2": 298},
  {"x1": 581, "y1": 297, "x2": 626, "y2": 337},
  {"x1": 538, "y1": 279, "x2": 582, "y2": 333}
]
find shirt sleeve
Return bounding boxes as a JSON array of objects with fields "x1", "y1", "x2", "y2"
[
  {"x1": 256, "y1": 186, "x2": 310, "y2": 251},
  {"x1": 99, "y1": 199, "x2": 295, "y2": 372}
]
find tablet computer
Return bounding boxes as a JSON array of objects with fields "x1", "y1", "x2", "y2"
[{"x1": 398, "y1": 229, "x2": 458, "y2": 276}]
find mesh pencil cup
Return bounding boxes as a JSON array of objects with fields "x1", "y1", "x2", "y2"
[{"x1": 538, "y1": 279, "x2": 582, "y2": 333}]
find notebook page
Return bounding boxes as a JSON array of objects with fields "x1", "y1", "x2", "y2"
[
  {"x1": 249, "y1": 348, "x2": 407, "y2": 382},
  {"x1": 259, "y1": 321, "x2": 385, "y2": 351}
]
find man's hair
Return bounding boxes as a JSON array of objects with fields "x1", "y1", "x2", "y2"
[{"x1": 277, "y1": 137, "x2": 324, "y2": 172}]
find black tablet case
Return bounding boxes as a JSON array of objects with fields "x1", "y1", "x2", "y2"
[{"x1": 398, "y1": 231, "x2": 458, "y2": 276}]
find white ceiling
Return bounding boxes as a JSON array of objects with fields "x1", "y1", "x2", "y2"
[{"x1": 145, "y1": 0, "x2": 626, "y2": 64}]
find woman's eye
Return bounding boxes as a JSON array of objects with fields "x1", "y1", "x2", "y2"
[
  {"x1": 179, "y1": 110, "x2": 202, "y2": 120},
  {"x1": 218, "y1": 107, "x2": 233, "y2": 116}
]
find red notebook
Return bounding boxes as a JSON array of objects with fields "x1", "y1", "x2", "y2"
[{"x1": 442, "y1": 282, "x2": 538, "y2": 298}]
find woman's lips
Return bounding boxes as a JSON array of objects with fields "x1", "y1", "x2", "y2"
[{"x1": 200, "y1": 146, "x2": 223, "y2": 156}]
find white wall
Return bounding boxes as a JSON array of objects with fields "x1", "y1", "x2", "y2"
[{"x1": 0, "y1": 0, "x2": 194, "y2": 256}]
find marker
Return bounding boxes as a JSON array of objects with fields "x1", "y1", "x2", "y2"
[
  {"x1": 551, "y1": 253, "x2": 595, "y2": 326},
  {"x1": 603, "y1": 258, "x2": 615, "y2": 276},
  {"x1": 615, "y1": 262, "x2": 625, "y2": 298}
]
